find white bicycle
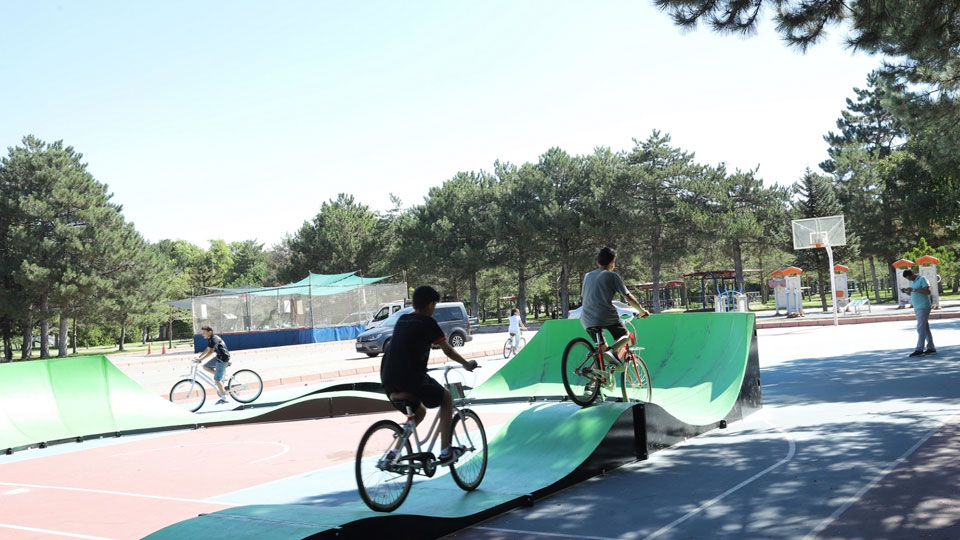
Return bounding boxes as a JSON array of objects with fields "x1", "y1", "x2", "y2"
[
  {"x1": 169, "y1": 360, "x2": 263, "y2": 412},
  {"x1": 355, "y1": 365, "x2": 487, "y2": 512},
  {"x1": 503, "y1": 330, "x2": 526, "y2": 359}
]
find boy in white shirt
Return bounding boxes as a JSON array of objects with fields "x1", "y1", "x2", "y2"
[{"x1": 508, "y1": 308, "x2": 527, "y2": 351}]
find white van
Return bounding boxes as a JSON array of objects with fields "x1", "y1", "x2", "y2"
[{"x1": 365, "y1": 300, "x2": 411, "y2": 330}]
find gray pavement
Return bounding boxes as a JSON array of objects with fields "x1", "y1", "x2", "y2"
[{"x1": 445, "y1": 317, "x2": 960, "y2": 540}]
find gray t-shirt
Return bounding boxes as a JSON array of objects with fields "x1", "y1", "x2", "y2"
[{"x1": 580, "y1": 269, "x2": 630, "y2": 328}]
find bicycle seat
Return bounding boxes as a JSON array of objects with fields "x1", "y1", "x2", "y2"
[
  {"x1": 584, "y1": 327, "x2": 607, "y2": 343},
  {"x1": 390, "y1": 398, "x2": 420, "y2": 415}
]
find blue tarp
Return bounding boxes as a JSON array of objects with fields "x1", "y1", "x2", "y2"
[{"x1": 194, "y1": 325, "x2": 365, "y2": 353}]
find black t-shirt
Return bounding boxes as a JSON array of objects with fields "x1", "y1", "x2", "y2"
[
  {"x1": 380, "y1": 313, "x2": 446, "y2": 390},
  {"x1": 208, "y1": 335, "x2": 231, "y2": 361}
]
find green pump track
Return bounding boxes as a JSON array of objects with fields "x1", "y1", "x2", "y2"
[
  {"x1": 146, "y1": 313, "x2": 762, "y2": 539},
  {"x1": 471, "y1": 313, "x2": 759, "y2": 426},
  {"x1": 0, "y1": 355, "x2": 394, "y2": 453}
]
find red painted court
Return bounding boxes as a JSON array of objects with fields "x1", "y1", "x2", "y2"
[{"x1": 0, "y1": 411, "x2": 513, "y2": 540}]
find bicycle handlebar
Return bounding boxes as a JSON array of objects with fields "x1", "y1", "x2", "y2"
[{"x1": 425, "y1": 364, "x2": 480, "y2": 373}]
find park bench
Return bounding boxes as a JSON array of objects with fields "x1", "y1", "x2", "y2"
[{"x1": 850, "y1": 298, "x2": 870, "y2": 315}]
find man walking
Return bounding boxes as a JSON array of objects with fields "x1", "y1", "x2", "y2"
[{"x1": 903, "y1": 269, "x2": 936, "y2": 357}]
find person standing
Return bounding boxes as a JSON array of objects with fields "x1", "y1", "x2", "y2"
[{"x1": 902, "y1": 269, "x2": 936, "y2": 357}]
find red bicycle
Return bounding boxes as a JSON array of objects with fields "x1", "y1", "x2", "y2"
[{"x1": 561, "y1": 314, "x2": 652, "y2": 406}]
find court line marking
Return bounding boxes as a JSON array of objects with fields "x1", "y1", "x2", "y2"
[
  {"x1": 0, "y1": 481, "x2": 237, "y2": 506},
  {"x1": 109, "y1": 440, "x2": 290, "y2": 464},
  {"x1": 0, "y1": 522, "x2": 119, "y2": 540},
  {"x1": 475, "y1": 526, "x2": 618, "y2": 540},
  {"x1": 641, "y1": 414, "x2": 797, "y2": 540},
  {"x1": 801, "y1": 421, "x2": 946, "y2": 540}
]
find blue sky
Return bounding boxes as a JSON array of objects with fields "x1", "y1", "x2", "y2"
[{"x1": 1, "y1": 1, "x2": 881, "y2": 247}]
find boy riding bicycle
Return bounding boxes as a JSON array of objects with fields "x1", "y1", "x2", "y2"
[
  {"x1": 380, "y1": 285, "x2": 478, "y2": 466},
  {"x1": 196, "y1": 325, "x2": 231, "y2": 405},
  {"x1": 580, "y1": 247, "x2": 650, "y2": 365}
]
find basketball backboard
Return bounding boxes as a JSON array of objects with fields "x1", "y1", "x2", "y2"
[{"x1": 792, "y1": 215, "x2": 846, "y2": 250}]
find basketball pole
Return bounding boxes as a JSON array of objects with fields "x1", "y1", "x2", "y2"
[{"x1": 824, "y1": 243, "x2": 839, "y2": 326}]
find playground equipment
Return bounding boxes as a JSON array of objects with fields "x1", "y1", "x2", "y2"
[
  {"x1": 631, "y1": 280, "x2": 685, "y2": 310},
  {"x1": 892, "y1": 259, "x2": 914, "y2": 309},
  {"x1": 769, "y1": 270, "x2": 787, "y2": 315},
  {"x1": 683, "y1": 270, "x2": 759, "y2": 312},
  {"x1": 833, "y1": 264, "x2": 849, "y2": 312},
  {"x1": 792, "y1": 215, "x2": 846, "y2": 326},
  {"x1": 916, "y1": 255, "x2": 941, "y2": 309},
  {"x1": 782, "y1": 266, "x2": 805, "y2": 318}
]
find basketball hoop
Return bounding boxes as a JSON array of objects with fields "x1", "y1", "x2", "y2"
[{"x1": 791, "y1": 215, "x2": 847, "y2": 327}]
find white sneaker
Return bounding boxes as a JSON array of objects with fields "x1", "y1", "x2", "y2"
[
  {"x1": 215, "y1": 396, "x2": 229, "y2": 405},
  {"x1": 603, "y1": 350, "x2": 623, "y2": 368}
]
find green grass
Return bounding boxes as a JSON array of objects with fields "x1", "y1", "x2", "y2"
[{"x1": 10, "y1": 338, "x2": 195, "y2": 360}]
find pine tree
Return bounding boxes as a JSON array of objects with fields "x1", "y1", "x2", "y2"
[
  {"x1": 617, "y1": 131, "x2": 701, "y2": 313},
  {"x1": 491, "y1": 162, "x2": 549, "y2": 323},
  {"x1": 822, "y1": 73, "x2": 909, "y2": 303},
  {"x1": 1, "y1": 136, "x2": 131, "y2": 358}
]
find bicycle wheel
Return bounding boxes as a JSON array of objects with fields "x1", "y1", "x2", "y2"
[
  {"x1": 227, "y1": 369, "x2": 263, "y2": 403},
  {"x1": 517, "y1": 337, "x2": 526, "y2": 352},
  {"x1": 503, "y1": 338, "x2": 513, "y2": 359},
  {"x1": 561, "y1": 338, "x2": 601, "y2": 406},
  {"x1": 449, "y1": 409, "x2": 487, "y2": 491},
  {"x1": 169, "y1": 379, "x2": 205, "y2": 412},
  {"x1": 620, "y1": 356, "x2": 653, "y2": 403},
  {"x1": 356, "y1": 420, "x2": 413, "y2": 512}
]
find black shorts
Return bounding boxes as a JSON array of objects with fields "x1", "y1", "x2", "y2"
[
  {"x1": 586, "y1": 321, "x2": 628, "y2": 343},
  {"x1": 384, "y1": 374, "x2": 445, "y2": 412}
]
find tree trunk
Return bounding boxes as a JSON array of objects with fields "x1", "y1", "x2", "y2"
[
  {"x1": 651, "y1": 263, "x2": 662, "y2": 314},
  {"x1": 732, "y1": 240, "x2": 745, "y2": 292},
  {"x1": 759, "y1": 252, "x2": 767, "y2": 304},
  {"x1": 889, "y1": 264, "x2": 900, "y2": 304},
  {"x1": 119, "y1": 324, "x2": 126, "y2": 352},
  {"x1": 58, "y1": 314, "x2": 69, "y2": 358},
  {"x1": 39, "y1": 295, "x2": 50, "y2": 359},
  {"x1": 869, "y1": 256, "x2": 881, "y2": 304},
  {"x1": 168, "y1": 315, "x2": 173, "y2": 348},
  {"x1": 469, "y1": 273, "x2": 479, "y2": 318},
  {"x1": 560, "y1": 261, "x2": 570, "y2": 318},
  {"x1": 21, "y1": 309, "x2": 33, "y2": 361},
  {"x1": 479, "y1": 299, "x2": 486, "y2": 322},
  {"x1": 517, "y1": 265, "x2": 527, "y2": 324},
  {"x1": 1, "y1": 319, "x2": 12, "y2": 362},
  {"x1": 73, "y1": 317, "x2": 78, "y2": 355},
  {"x1": 817, "y1": 268, "x2": 829, "y2": 312}
]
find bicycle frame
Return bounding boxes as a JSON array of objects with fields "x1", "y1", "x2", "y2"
[
  {"x1": 390, "y1": 366, "x2": 477, "y2": 472},
  {"x1": 184, "y1": 361, "x2": 226, "y2": 388},
  {"x1": 584, "y1": 315, "x2": 642, "y2": 380}
]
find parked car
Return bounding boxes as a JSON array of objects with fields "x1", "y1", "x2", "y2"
[
  {"x1": 355, "y1": 302, "x2": 473, "y2": 357},
  {"x1": 566, "y1": 301, "x2": 639, "y2": 319},
  {"x1": 364, "y1": 300, "x2": 411, "y2": 330}
]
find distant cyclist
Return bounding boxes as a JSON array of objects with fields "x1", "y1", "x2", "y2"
[
  {"x1": 580, "y1": 247, "x2": 650, "y2": 365},
  {"x1": 380, "y1": 285, "x2": 478, "y2": 465},
  {"x1": 196, "y1": 325, "x2": 231, "y2": 405},
  {"x1": 508, "y1": 308, "x2": 527, "y2": 351}
]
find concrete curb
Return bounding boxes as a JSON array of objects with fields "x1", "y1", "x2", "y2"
[{"x1": 756, "y1": 309, "x2": 960, "y2": 329}]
